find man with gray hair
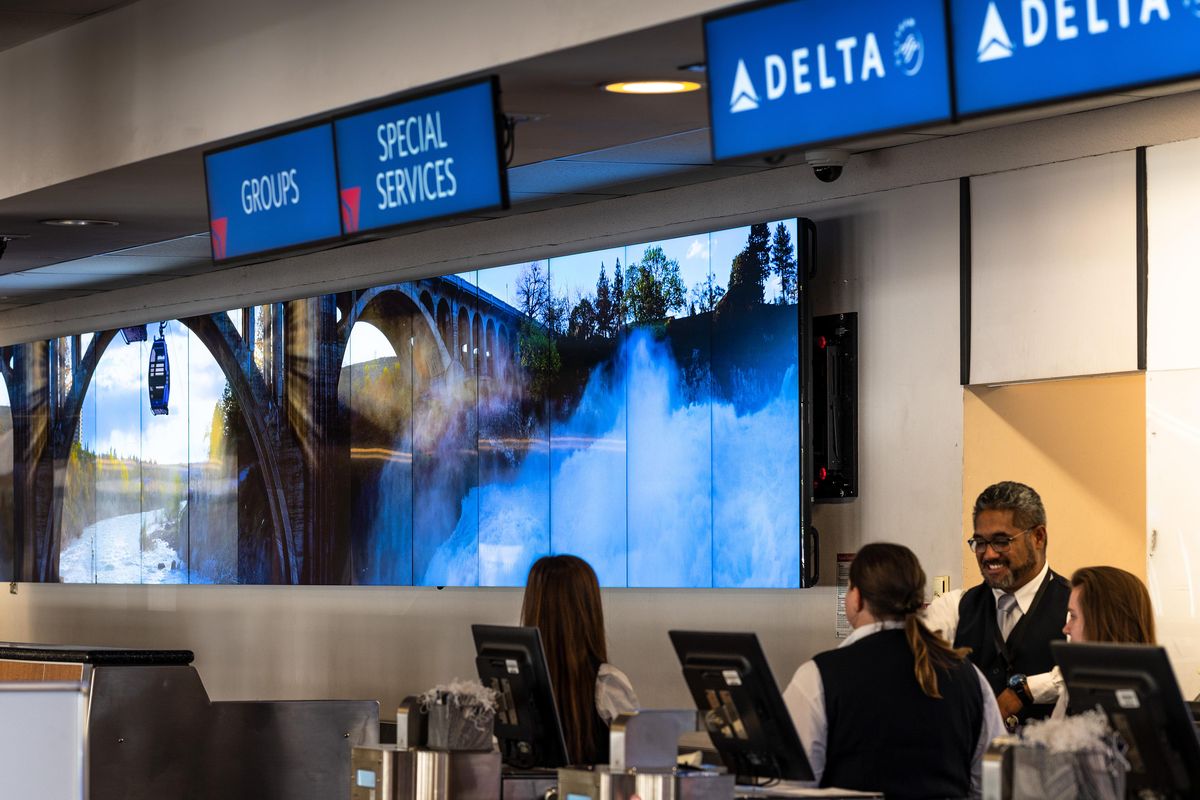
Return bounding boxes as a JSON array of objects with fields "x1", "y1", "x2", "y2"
[{"x1": 924, "y1": 481, "x2": 1070, "y2": 728}]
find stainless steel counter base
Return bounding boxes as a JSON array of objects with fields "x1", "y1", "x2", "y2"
[
  {"x1": 352, "y1": 746, "x2": 501, "y2": 800},
  {"x1": 558, "y1": 766, "x2": 736, "y2": 800}
]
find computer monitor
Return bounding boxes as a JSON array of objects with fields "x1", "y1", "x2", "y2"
[
  {"x1": 471, "y1": 624, "x2": 570, "y2": 769},
  {"x1": 669, "y1": 630, "x2": 814, "y2": 783},
  {"x1": 1053, "y1": 641, "x2": 1200, "y2": 799}
]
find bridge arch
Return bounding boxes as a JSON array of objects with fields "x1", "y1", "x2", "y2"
[
  {"x1": 49, "y1": 318, "x2": 296, "y2": 583},
  {"x1": 456, "y1": 307, "x2": 470, "y2": 369},
  {"x1": 436, "y1": 300, "x2": 453, "y2": 366},
  {"x1": 337, "y1": 284, "x2": 451, "y2": 375},
  {"x1": 0, "y1": 354, "x2": 13, "y2": 578}
]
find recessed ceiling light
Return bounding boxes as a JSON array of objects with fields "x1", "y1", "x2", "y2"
[
  {"x1": 40, "y1": 219, "x2": 120, "y2": 227},
  {"x1": 603, "y1": 80, "x2": 703, "y2": 95}
]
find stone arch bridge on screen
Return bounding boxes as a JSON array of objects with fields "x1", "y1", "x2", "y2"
[{"x1": 0, "y1": 274, "x2": 527, "y2": 584}]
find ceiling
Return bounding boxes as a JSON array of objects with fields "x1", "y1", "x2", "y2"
[
  {"x1": 0, "y1": 1, "x2": 133, "y2": 53},
  {"x1": 0, "y1": 7, "x2": 1167, "y2": 311}
]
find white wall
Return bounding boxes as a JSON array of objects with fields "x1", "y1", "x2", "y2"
[
  {"x1": 0, "y1": 582, "x2": 838, "y2": 712},
  {"x1": 1145, "y1": 136, "x2": 1200, "y2": 699},
  {"x1": 970, "y1": 153, "x2": 1138, "y2": 384},
  {"x1": 807, "y1": 182, "x2": 964, "y2": 586}
]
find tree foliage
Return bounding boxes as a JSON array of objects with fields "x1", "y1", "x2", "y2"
[
  {"x1": 722, "y1": 223, "x2": 771, "y2": 311},
  {"x1": 568, "y1": 296, "x2": 599, "y2": 339},
  {"x1": 770, "y1": 222, "x2": 798, "y2": 304},
  {"x1": 594, "y1": 262, "x2": 615, "y2": 338},
  {"x1": 691, "y1": 272, "x2": 726, "y2": 313},
  {"x1": 624, "y1": 246, "x2": 686, "y2": 323},
  {"x1": 612, "y1": 258, "x2": 625, "y2": 329},
  {"x1": 516, "y1": 262, "x2": 550, "y2": 322},
  {"x1": 518, "y1": 320, "x2": 561, "y2": 396},
  {"x1": 514, "y1": 262, "x2": 563, "y2": 388}
]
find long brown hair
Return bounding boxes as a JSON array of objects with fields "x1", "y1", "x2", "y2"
[
  {"x1": 1070, "y1": 566, "x2": 1156, "y2": 644},
  {"x1": 521, "y1": 555, "x2": 608, "y2": 764},
  {"x1": 850, "y1": 543, "x2": 972, "y2": 699}
]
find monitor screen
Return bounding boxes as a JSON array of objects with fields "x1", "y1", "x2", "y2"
[
  {"x1": 1053, "y1": 641, "x2": 1200, "y2": 798},
  {"x1": 334, "y1": 78, "x2": 507, "y2": 234},
  {"x1": 952, "y1": 0, "x2": 1200, "y2": 117},
  {"x1": 669, "y1": 630, "x2": 813, "y2": 783},
  {"x1": 204, "y1": 123, "x2": 342, "y2": 262},
  {"x1": 704, "y1": 0, "x2": 952, "y2": 161},
  {"x1": 472, "y1": 624, "x2": 569, "y2": 769},
  {"x1": 7, "y1": 218, "x2": 809, "y2": 588}
]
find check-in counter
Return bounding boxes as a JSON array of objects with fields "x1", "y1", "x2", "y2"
[{"x1": 0, "y1": 643, "x2": 378, "y2": 800}]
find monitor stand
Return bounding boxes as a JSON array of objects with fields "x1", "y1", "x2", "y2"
[{"x1": 500, "y1": 766, "x2": 557, "y2": 800}]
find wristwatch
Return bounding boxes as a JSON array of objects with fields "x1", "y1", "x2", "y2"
[{"x1": 1007, "y1": 673, "x2": 1034, "y2": 706}]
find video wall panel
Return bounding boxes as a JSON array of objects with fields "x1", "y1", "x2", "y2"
[{"x1": 0, "y1": 219, "x2": 804, "y2": 588}]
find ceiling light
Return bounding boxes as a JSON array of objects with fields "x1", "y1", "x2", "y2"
[
  {"x1": 603, "y1": 80, "x2": 702, "y2": 95},
  {"x1": 40, "y1": 219, "x2": 119, "y2": 227}
]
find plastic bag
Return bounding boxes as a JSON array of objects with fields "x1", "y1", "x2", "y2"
[
  {"x1": 420, "y1": 679, "x2": 498, "y2": 752},
  {"x1": 1011, "y1": 711, "x2": 1128, "y2": 800}
]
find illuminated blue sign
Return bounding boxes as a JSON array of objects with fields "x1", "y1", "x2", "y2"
[
  {"x1": 335, "y1": 78, "x2": 507, "y2": 234},
  {"x1": 704, "y1": 0, "x2": 953, "y2": 161},
  {"x1": 954, "y1": 0, "x2": 1200, "y2": 115},
  {"x1": 204, "y1": 125, "x2": 341, "y2": 262}
]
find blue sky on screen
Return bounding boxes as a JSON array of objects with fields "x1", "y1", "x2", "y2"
[
  {"x1": 477, "y1": 261, "x2": 538, "y2": 309},
  {"x1": 549, "y1": 247, "x2": 624, "y2": 304},
  {"x1": 88, "y1": 325, "x2": 227, "y2": 465},
  {"x1": 343, "y1": 321, "x2": 396, "y2": 366}
]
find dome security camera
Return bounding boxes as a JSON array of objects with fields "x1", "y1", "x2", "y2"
[{"x1": 805, "y1": 149, "x2": 850, "y2": 183}]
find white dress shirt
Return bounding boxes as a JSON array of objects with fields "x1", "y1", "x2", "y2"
[
  {"x1": 922, "y1": 562, "x2": 1064, "y2": 704},
  {"x1": 782, "y1": 621, "x2": 1006, "y2": 799},
  {"x1": 595, "y1": 663, "x2": 639, "y2": 723}
]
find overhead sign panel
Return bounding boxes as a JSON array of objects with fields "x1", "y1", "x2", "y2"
[
  {"x1": 204, "y1": 124, "x2": 341, "y2": 262},
  {"x1": 335, "y1": 78, "x2": 508, "y2": 234},
  {"x1": 954, "y1": 0, "x2": 1200, "y2": 115},
  {"x1": 704, "y1": 0, "x2": 953, "y2": 161}
]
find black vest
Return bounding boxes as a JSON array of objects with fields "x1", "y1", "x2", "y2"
[
  {"x1": 953, "y1": 570, "x2": 1070, "y2": 722},
  {"x1": 814, "y1": 628, "x2": 983, "y2": 800}
]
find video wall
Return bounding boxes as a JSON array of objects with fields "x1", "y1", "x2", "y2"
[{"x1": 0, "y1": 219, "x2": 804, "y2": 587}]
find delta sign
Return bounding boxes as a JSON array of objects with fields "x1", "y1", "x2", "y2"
[{"x1": 704, "y1": 0, "x2": 953, "y2": 161}]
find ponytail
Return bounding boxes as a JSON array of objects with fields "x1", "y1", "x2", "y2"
[
  {"x1": 850, "y1": 543, "x2": 973, "y2": 700},
  {"x1": 904, "y1": 614, "x2": 971, "y2": 699}
]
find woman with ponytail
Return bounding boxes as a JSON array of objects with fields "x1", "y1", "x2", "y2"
[{"x1": 783, "y1": 543, "x2": 1004, "y2": 799}]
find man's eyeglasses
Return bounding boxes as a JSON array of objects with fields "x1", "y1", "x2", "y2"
[{"x1": 967, "y1": 527, "x2": 1033, "y2": 553}]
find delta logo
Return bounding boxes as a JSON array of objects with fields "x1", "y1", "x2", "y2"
[
  {"x1": 341, "y1": 187, "x2": 362, "y2": 234},
  {"x1": 210, "y1": 218, "x2": 228, "y2": 260},
  {"x1": 975, "y1": 0, "x2": 1178, "y2": 65},
  {"x1": 728, "y1": 19, "x2": 926, "y2": 115}
]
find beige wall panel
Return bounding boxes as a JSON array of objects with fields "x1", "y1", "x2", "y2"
[{"x1": 961, "y1": 374, "x2": 1146, "y2": 589}]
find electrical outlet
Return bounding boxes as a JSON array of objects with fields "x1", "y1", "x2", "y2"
[{"x1": 933, "y1": 576, "x2": 950, "y2": 597}]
